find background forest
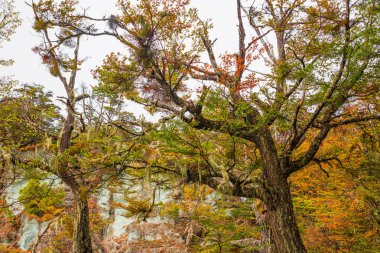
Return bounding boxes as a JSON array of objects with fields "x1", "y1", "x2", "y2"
[{"x1": 0, "y1": 0, "x2": 379, "y2": 252}]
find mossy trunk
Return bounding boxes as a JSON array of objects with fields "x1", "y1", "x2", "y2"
[
  {"x1": 72, "y1": 193, "x2": 92, "y2": 253},
  {"x1": 265, "y1": 178, "x2": 306, "y2": 253},
  {"x1": 253, "y1": 128, "x2": 307, "y2": 253}
]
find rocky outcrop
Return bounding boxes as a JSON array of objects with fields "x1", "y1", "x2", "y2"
[{"x1": 115, "y1": 221, "x2": 190, "y2": 253}]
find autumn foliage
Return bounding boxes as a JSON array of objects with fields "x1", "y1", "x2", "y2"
[{"x1": 0, "y1": 0, "x2": 379, "y2": 252}]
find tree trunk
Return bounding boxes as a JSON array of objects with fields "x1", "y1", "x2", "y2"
[
  {"x1": 251, "y1": 128, "x2": 307, "y2": 253},
  {"x1": 72, "y1": 192, "x2": 93, "y2": 253},
  {"x1": 57, "y1": 90, "x2": 92, "y2": 252},
  {"x1": 59, "y1": 109, "x2": 75, "y2": 153},
  {"x1": 265, "y1": 178, "x2": 306, "y2": 253},
  {"x1": 252, "y1": 201, "x2": 274, "y2": 253}
]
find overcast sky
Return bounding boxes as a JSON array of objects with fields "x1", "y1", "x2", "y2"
[{"x1": 1, "y1": 0, "x2": 264, "y2": 119}]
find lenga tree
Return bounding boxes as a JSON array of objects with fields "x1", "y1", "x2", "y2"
[
  {"x1": 34, "y1": 0, "x2": 380, "y2": 252},
  {"x1": 27, "y1": 1, "x2": 142, "y2": 252},
  {"x1": 30, "y1": 1, "x2": 94, "y2": 250},
  {"x1": 30, "y1": 2, "x2": 92, "y2": 253}
]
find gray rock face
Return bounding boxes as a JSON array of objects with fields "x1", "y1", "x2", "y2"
[
  {"x1": 117, "y1": 221, "x2": 190, "y2": 253},
  {"x1": 4, "y1": 181, "x2": 195, "y2": 252},
  {"x1": 5, "y1": 180, "x2": 28, "y2": 215},
  {"x1": 18, "y1": 216, "x2": 38, "y2": 250}
]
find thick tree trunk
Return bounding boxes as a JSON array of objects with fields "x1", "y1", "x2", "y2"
[
  {"x1": 250, "y1": 128, "x2": 306, "y2": 253},
  {"x1": 72, "y1": 192, "x2": 93, "y2": 253},
  {"x1": 264, "y1": 178, "x2": 306, "y2": 253},
  {"x1": 252, "y1": 201, "x2": 273, "y2": 253}
]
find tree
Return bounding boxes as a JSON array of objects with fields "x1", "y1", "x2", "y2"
[
  {"x1": 18, "y1": 179, "x2": 65, "y2": 218},
  {"x1": 91, "y1": 0, "x2": 380, "y2": 251},
  {"x1": 0, "y1": 0, "x2": 21, "y2": 96},
  {"x1": 0, "y1": 84, "x2": 59, "y2": 149},
  {"x1": 0, "y1": 84, "x2": 60, "y2": 251},
  {"x1": 0, "y1": 84, "x2": 59, "y2": 212},
  {"x1": 16, "y1": 1, "x2": 145, "y2": 252},
  {"x1": 29, "y1": 0, "x2": 94, "y2": 249},
  {"x1": 0, "y1": 0, "x2": 21, "y2": 64},
  {"x1": 28, "y1": 0, "x2": 380, "y2": 251}
]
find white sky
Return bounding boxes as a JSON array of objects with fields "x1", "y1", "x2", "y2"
[{"x1": 1, "y1": 0, "x2": 265, "y2": 116}]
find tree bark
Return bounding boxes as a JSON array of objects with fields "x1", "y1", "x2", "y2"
[
  {"x1": 251, "y1": 128, "x2": 307, "y2": 253},
  {"x1": 252, "y1": 201, "x2": 273, "y2": 253},
  {"x1": 57, "y1": 88, "x2": 93, "y2": 253},
  {"x1": 59, "y1": 107, "x2": 75, "y2": 153},
  {"x1": 264, "y1": 177, "x2": 306, "y2": 253},
  {"x1": 72, "y1": 191, "x2": 93, "y2": 253}
]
